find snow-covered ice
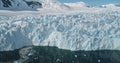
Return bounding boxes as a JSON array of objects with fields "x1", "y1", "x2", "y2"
[
  {"x1": 0, "y1": 8, "x2": 120, "y2": 51},
  {"x1": 0, "y1": 0, "x2": 120, "y2": 51}
]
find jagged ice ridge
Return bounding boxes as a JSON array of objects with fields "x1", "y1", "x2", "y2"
[{"x1": 0, "y1": 9, "x2": 120, "y2": 51}]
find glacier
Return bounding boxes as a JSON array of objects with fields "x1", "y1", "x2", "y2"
[{"x1": 0, "y1": 8, "x2": 120, "y2": 51}]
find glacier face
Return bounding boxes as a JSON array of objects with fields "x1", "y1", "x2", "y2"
[{"x1": 0, "y1": 9, "x2": 120, "y2": 51}]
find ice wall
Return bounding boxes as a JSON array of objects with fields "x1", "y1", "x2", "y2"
[{"x1": 0, "y1": 9, "x2": 120, "y2": 51}]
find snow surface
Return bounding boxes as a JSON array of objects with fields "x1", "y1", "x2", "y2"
[
  {"x1": 64, "y1": 2, "x2": 89, "y2": 9},
  {"x1": 38, "y1": 0, "x2": 69, "y2": 9},
  {"x1": 0, "y1": 8, "x2": 120, "y2": 51},
  {"x1": 101, "y1": 4, "x2": 120, "y2": 8}
]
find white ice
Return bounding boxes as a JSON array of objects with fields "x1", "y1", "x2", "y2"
[{"x1": 0, "y1": 8, "x2": 120, "y2": 51}]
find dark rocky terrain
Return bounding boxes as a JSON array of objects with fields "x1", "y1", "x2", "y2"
[
  {"x1": 0, "y1": 0, "x2": 42, "y2": 10},
  {"x1": 0, "y1": 46, "x2": 120, "y2": 63}
]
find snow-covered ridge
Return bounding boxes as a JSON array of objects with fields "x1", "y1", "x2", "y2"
[
  {"x1": 0, "y1": 0, "x2": 120, "y2": 11},
  {"x1": 101, "y1": 4, "x2": 120, "y2": 8},
  {"x1": 0, "y1": 9, "x2": 120, "y2": 51},
  {"x1": 38, "y1": 0, "x2": 69, "y2": 10},
  {"x1": 0, "y1": 0, "x2": 42, "y2": 10},
  {"x1": 0, "y1": 0, "x2": 69, "y2": 10},
  {"x1": 64, "y1": 2, "x2": 89, "y2": 9},
  {"x1": 0, "y1": 0, "x2": 68, "y2": 11}
]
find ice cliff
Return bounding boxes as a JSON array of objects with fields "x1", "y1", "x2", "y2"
[{"x1": 0, "y1": 8, "x2": 120, "y2": 51}]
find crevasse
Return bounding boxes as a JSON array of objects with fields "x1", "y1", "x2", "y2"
[{"x1": 0, "y1": 10, "x2": 120, "y2": 51}]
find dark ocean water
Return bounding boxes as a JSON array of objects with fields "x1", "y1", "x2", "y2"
[{"x1": 0, "y1": 46, "x2": 120, "y2": 63}]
